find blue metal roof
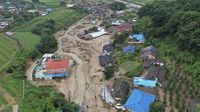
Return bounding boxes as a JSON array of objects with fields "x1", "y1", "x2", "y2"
[
  {"x1": 35, "y1": 71, "x2": 69, "y2": 80},
  {"x1": 123, "y1": 45, "x2": 136, "y2": 54},
  {"x1": 125, "y1": 89, "x2": 156, "y2": 112},
  {"x1": 133, "y1": 77, "x2": 157, "y2": 88},
  {"x1": 130, "y1": 34, "x2": 145, "y2": 43}
]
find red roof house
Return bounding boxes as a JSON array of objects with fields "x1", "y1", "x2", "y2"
[
  {"x1": 114, "y1": 23, "x2": 132, "y2": 33},
  {"x1": 44, "y1": 59, "x2": 69, "y2": 74}
]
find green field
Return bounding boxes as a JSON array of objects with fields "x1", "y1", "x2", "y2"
[
  {"x1": 13, "y1": 7, "x2": 87, "y2": 51},
  {"x1": 0, "y1": 35, "x2": 17, "y2": 69},
  {"x1": 0, "y1": 94, "x2": 7, "y2": 106},
  {"x1": 25, "y1": 0, "x2": 60, "y2": 8},
  {"x1": 15, "y1": 8, "x2": 87, "y2": 32},
  {"x1": 13, "y1": 32, "x2": 41, "y2": 51},
  {"x1": 124, "y1": 0, "x2": 173, "y2": 5}
]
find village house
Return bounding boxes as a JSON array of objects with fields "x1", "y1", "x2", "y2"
[
  {"x1": 43, "y1": 58, "x2": 69, "y2": 74},
  {"x1": 140, "y1": 46, "x2": 158, "y2": 60},
  {"x1": 146, "y1": 65, "x2": 168, "y2": 83},
  {"x1": 41, "y1": 53, "x2": 54, "y2": 65},
  {"x1": 124, "y1": 89, "x2": 156, "y2": 112},
  {"x1": 112, "y1": 79, "x2": 129, "y2": 101},
  {"x1": 133, "y1": 77, "x2": 158, "y2": 88},
  {"x1": 99, "y1": 55, "x2": 115, "y2": 67},
  {"x1": 143, "y1": 59, "x2": 165, "y2": 68},
  {"x1": 103, "y1": 44, "x2": 114, "y2": 55},
  {"x1": 83, "y1": 28, "x2": 108, "y2": 40},
  {"x1": 113, "y1": 23, "x2": 132, "y2": 33},
  {"x1": 129, "y1": 34, "x2": 145, "y2": 43},
  {"x1": 112, "y1": 19, "x2": 125, "y2": 26},
  {"x1": 122, "y1": 45, "x2": 136, "y2": 54}
]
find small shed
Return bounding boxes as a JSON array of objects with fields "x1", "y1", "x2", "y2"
[
  {"x1": 129, "y1": 34, "x2": 145, "y2": 43},
  {"x1": 123, "y1": 45, "x2": 136, "y2": 54},
  {"x1": 143, "y1": 59, "x2": 165, "y2": 68},
  {"x1": 99, "y1": 55, "x2": 115, "y2": 68},
  {"x1": 112, "y1": 79, "x2": 129, "y2": 101},
  {"x1": 124, "y1": 89, "x2": 156, "y2": 112}
]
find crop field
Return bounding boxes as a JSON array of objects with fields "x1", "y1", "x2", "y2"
[
  {"x1": 15, "y1": 8, "x2": 87, "y2": 32},
  {"x1": 13, "y1": 32, "x2": 41, "y2": 51},
  {"x1": 124, "y1": 0, "x2": 173, "y2": 5},
  {"x1": 25, "y1": 0, "x2": 60, "y2": 7},
  {"x1": 0, "y1": 35, "x2": 17, "y2": 69}
]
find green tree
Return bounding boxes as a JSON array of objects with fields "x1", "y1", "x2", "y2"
[
  {"x1": 103, "y1": 66, "x2": 115, "y2": 80},
  {"x1": 109, "y1": 2, "x2": 126, "y2": 11},
  {"x1": 149, "y1": 102, "x2": 165, "y2": 112}
]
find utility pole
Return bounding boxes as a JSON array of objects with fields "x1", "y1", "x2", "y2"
[{"x1": 23, "y1": 80, "x2": 25, "y2": 99}]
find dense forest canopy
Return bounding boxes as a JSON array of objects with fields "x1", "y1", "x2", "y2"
[
  {"x1": 135, "y1": 0, "x2": 200, "y2": 86},
  {"x1": 137, "y1": 0, "x2": 200, "y2": 55}
]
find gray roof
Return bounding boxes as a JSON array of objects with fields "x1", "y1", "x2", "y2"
[
  {"x1": 103, "y1": 44, "x2": 114, "y2": 53},
  {"x1": 143, "y1": 59, "x2": 165, "y2": 68},
  {"x1": 146, "y1": 66, "x2": 167, "y2": 83},
  {"x1": 112, "y1": 79, "x2": 129, "y2": 100},
  {"x1": 99, "y1": 55, "x2": 115, "y2": 67},
  {"x1": 140, "y1": 46, "x2": 158, "y2": 60}
]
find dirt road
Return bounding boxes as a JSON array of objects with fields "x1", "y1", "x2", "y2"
[
  {"x1": 56, "y1": 16, "x2": 115, "y2": 111},
  {"x1": 0, "y1": 85, "x2": 18, "y2": 112}
]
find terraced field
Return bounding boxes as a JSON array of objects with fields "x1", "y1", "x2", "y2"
[
  {"x1": 0, "y1": 35, "x2": 17, "y2": 69},
  {"x1": 13, "y1": 32, "x2": 41, "y2": 51}
]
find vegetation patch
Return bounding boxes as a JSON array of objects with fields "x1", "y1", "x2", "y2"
[
  {"x1": 13, "y1": 32, "x2": 41, "y2": 51},
  {"x1": 0, "y1": 35, "x2": 17, "y2": 69}
]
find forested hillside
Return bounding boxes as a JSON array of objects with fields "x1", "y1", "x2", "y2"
[
  {"x1": 135, "y1": 0, "x2": 200, "y2": 111},
  {"x1": 135, "y1": 0, "x2": 200, "y2": 80}
]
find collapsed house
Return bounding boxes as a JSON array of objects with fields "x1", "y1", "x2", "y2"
[
  {"x1": 124, "y1": 89, "x2": 156, "y2": 112},
  {"x1": 83, "y1": 28, "x2": 108, "y2": 40},
  {"x1": 112, "y1": 79, "x2": 129, "y2": 101},
  {"x1": 101, "y1": 85, "x2": 116, "y2": 106},
  {"x1": 140, "y1": 46, "x2": 158, "y2": 61}
]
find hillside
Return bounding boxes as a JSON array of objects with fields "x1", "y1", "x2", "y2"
[
  {"x1": 135, "y1": 0, "x2": 200, "y2": 111},
  {"x1": 0, "y1": 35, "x2": 17, "y2": 70}
]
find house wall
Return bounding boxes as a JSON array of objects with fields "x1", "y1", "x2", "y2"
[{"x1": 44, "y1": 68, "x2": 66, "y2": 74}]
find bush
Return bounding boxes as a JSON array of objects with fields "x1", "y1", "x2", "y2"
[
  {"x1": 109, "y1": 2, "x2": 126, "y2": 11},
  {"x1": 103, "y1": 66, "x2": 115, "y2": 80}
]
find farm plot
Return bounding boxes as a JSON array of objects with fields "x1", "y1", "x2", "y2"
[{"x1": 0, "y1": 35, "x2": 17, "y2": 69}]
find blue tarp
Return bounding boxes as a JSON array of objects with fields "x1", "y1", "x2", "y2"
[
  {"x1": 123, "y1": 45, "x2": 136, "y2": 54},
  {"x1": 125, "y1": 89, "x2": 156, "y2": 112},
  {"x1": 133, "y1": 77, "x2": 157, "y2": 88},
  {"x1": 130, "y1": 34, "x2": 145, "y2": 43}
]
